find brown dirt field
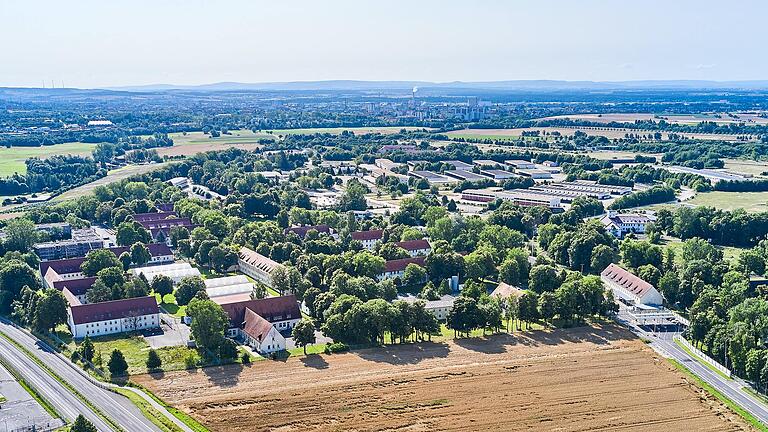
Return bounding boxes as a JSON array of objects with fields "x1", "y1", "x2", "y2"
[{"x1": 135, "y1": 325, "x2": 752, "y2": 432}]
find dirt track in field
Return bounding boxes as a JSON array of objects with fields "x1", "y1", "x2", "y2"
[{"x1": 135, "y1": 325, "x2": 752, "y2": 432}]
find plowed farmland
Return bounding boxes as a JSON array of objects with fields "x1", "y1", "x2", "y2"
[{"x1": 135, "y1": 325, "x2": 752, "y2": 432}]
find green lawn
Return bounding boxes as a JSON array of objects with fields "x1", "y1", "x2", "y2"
[
  {"x1": 688, "y1": 191, "x2": 768, "y2": 213},
  {"x1": 69, "y1": 334, "x2": 202, "y2": 375},
  {"x1": 0, "y1": 142, "x2": 96, "y2": 176},
  {"x1": 661, "y1": 236, "x2": 744, "y2": 264}
]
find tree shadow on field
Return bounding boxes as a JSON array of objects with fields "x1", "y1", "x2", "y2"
[
  {"x1": 200, "y1": 363, "x2": 244, "y2": 388},
  {"x1": 356, "y1": 341, "x2": 450, "y2": 365},
  {"x1": 300, "y1": 354, "x2": 329, "y2": 369},
  {"x1": 455, "y1": 323, "x2": 636, "y2": 354}
]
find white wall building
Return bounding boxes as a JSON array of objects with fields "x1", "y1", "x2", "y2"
[
  {"x1": 600, "y1": 211, "x2": 656, "y2": 238},
  {"x1": 600, "y1": 263, "x2": 663, "y2": 306},
  {"x1": 66, "y1": 294, "x2": 160, "y2": 339},
  {"x1": 351, "y1": 229, "x2": 384, "y2": 250},
  {"x1": 205, "y1": 275, "x2": 255, "y2": 299},
  {"x1": 131, "y1": 262, "x2": 201, "y2": 284},
  {"x1": 238, "y1": 247, "x2": 280, "y2": 287}
]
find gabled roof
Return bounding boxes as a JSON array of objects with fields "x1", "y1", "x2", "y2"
[
  {"x1": 351, "y1": 229, "x2": 384, "y2": 242},
  {"x1": 53, "y1": 277, "x2": 96, "y2": 297},
  {"x1": 69, "y1": 296, "x2": 159, "y2": 325},
  {"x1": 217, "y1": 295, "x2": 301, "y2": 327},
  {"x1": 238, "y1": 247, "x2": 279, "y2": 273},
  {"x1": 285, "y1": 225, "x2": 332, "y2": 238},
  {"x1": 395, "y1": 239, "x2": 431, "y2": 251},
  {"x1": 131, "y1": 211, "x2": 178, "y2": 222},
  {"x1": 600, "y1": 263, "x2": 655, "y2": 299},
  {"x1": 242, "y1": 308, "x2": 275, "y2": 342},
  {"x1": 138, "y1": 217, "x2": 194, "y2": 230},
  {"x1": 40, "y1": 257, "x2": 86, "y2": 276},
  {"x1": 384, "y1": 257, "x2": 426, "y2": 273},
  {"x1": 490, "y1": 282, "x2": 526, "y2": 299}
]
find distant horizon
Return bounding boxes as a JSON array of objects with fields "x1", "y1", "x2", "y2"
[{"x1": 6, "y1": 78, "x2": 768, "y2": 92}]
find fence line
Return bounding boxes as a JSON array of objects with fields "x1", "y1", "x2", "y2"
[{"x1": 674, "y1": 335, "x2": 732, "y2": 378}]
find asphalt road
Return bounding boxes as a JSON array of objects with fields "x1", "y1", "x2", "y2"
[
  {"x1": 619, "y1": 313, "x2": 768, "y2": 426},
  {"x1": 0, "y1": 320, "x2": 161, "y2": 432}
]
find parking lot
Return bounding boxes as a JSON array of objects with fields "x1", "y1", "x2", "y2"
[{"x1": 0, "y1": 363, "x2": 64, "y2": 431}]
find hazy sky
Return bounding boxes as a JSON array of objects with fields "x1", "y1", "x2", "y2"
[{"x1": 2, "y1": 0, "x2": 767, "y2": 88}]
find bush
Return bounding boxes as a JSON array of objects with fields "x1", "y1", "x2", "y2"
[
  {"x1": 241, "y1": 351, "x2": 251, "y2": 364},
  {"x1": 146, "y1": 349, "x2": 162, "y2": 371},
  {"x1": 324, "y1": 342, "x2": 349, "y2": 354},
  {"x1": 184, "y1": 353, "x2": 197, "y2": 369}
]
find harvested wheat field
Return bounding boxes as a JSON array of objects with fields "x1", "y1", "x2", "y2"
[{"x1": 135, "y1": 325, "x2": 752, "y2": 432}]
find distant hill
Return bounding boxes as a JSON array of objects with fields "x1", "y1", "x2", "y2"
[{"x1": 105, "y1": 79, "x2": 768, "y2": 92}]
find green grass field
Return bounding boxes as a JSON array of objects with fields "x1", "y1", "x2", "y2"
[
  {"x1": 168, "y1": 130, "x2": 275, "y2": 146},
  {"x1": 688, "y1": 191, "x2": 768, "y2": 213},
  {"x1": 0, "y1": 142, "x2": 96, "y2": 176}
]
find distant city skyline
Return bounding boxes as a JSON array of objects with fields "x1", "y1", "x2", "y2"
[{"x1": 2, "y1": 0, "x2": 767, "y2": 88}]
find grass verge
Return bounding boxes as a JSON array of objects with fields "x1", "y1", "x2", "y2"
[
  {"x1": 0, "y1": 331, "x2": 124, "y2": 431},
  {"x1": 127, "y1": 382, "x2": 210, "y2": 432},
  {"x1": 669, "y1": 358, "x2": 767, "y2": 431},
  {"x1": 673, "y1": 337, "x2": 732, "y2": 381},
  {"x1": 0, "y1": 355, "x2": 61, "y2": 420},
  {"x1": 112, "y1": 387, "x2": 184, "y2": 432}
]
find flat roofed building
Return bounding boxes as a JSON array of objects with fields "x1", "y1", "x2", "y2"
[
  {"x1": 131, "y1": 262, "x2": 201, "y2": 284},
  {"x1": 67, "y1": 295, "x2": 160, "y2": 339},
  {"x1": 443, "y1": 169, "x2": 491, "y2": 182},
  {"x1": 461, "y1": 189, "x2": 562, "y2": 209},
  {"x1": 205, "y1": 275, "x2": 255, "y2": 299},
  {"x1": 530, "y1": 185, "x2": 610, "y2": 200},
  {"x1": 479, "y1": 169, "x2": 518, "y2": 180},
  {"x1": 516, "y1": 169, "x2": 552, "y2": 179},
  {"x1": 34, "y1": 227, "x2": 104, "y2": 261},
  {"x1": 444, "y1": 160, "x2": 474, "y2": 170},
  {"x1": 408, "y1": 170, "x2": 458, "y2": 185},
  {"x1": 600, "y1": 263, "x2": 663, "y2": 306},
  {"x1": 505, "y1": 160, "x2": 536, "y2": 170},
  {"x1": 473, "y1": 159, "x2": 503, "y2": 168},
  {"x1": 238, "y1": 246, "x2": 280, "y2": 287}
]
